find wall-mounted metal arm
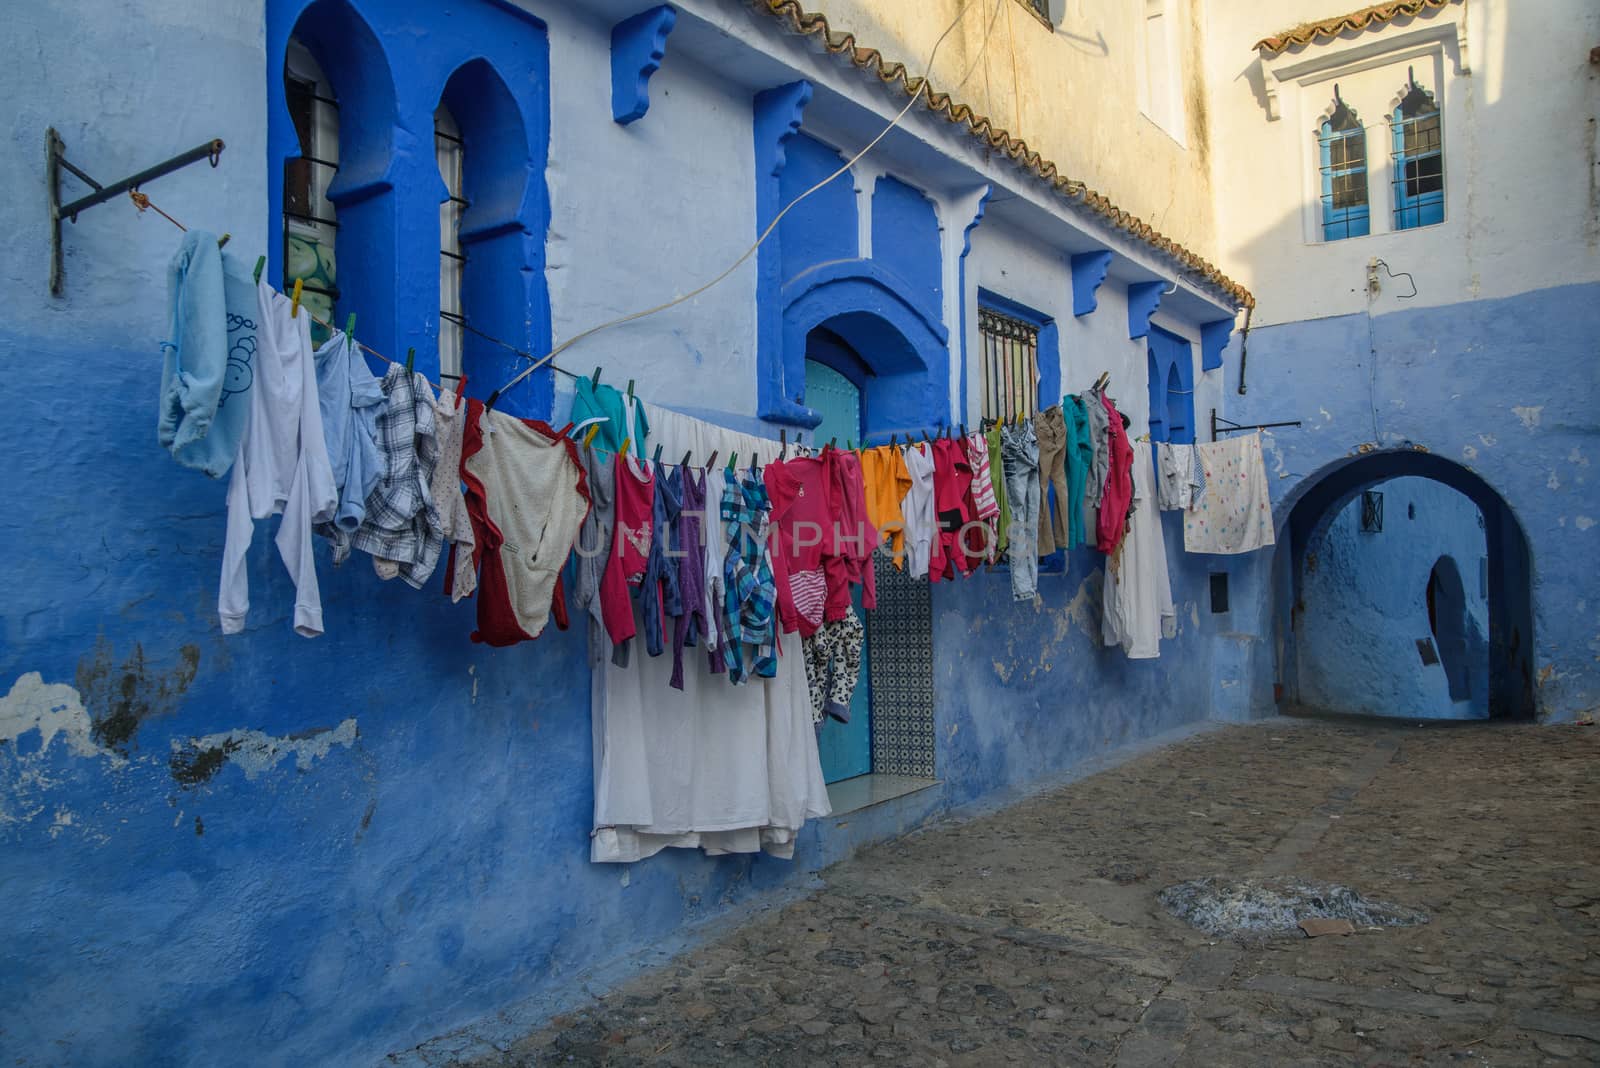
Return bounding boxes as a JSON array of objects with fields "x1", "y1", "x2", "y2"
[
  {"x1": 1211, "y1": 408, "x2": 1302, "y2": 442},
  {"x1": 47, "y1": 127, "x2": 226, "y2": 295}
]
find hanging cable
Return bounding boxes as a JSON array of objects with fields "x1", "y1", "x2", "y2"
[{"x1": 484, "y1": 0, "x2": 1008, "y2": 408}]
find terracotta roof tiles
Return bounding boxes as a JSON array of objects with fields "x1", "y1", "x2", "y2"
[
  {"x1": 1253, "y1": 0, "x2": 1461, "y2": 57},
  {"x1": 753, "y1": 0, "x2": 1254, "y2": 310}
]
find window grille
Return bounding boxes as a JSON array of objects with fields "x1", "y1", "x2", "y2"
[
  {"x1": 435, "y1": 104, "x2": 466, "y2": 379},
  {"x1": 283, "y1": 39, "x2": 339, "y2": 339},
  {"x1": 979, "y1": 307, "x2": 1039, "y2": 424},
  {"x1": 1360, "y1": 490, "x2": 1384, "y2": 533},
  {"x1": 1391, "y1": 75, "x2": 1443, "y2": 231},
  {"x1": 1318, "y1": 89, "x2": 1369, "y2": 242}
]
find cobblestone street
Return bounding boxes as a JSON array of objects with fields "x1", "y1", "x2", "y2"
[{"x1": 470, "y1": 719, "x2": 1600, "y2": 1066}]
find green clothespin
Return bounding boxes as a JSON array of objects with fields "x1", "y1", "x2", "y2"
[
  {"x1": 592, "y1": 367, "x2": 602, "y2": 386},
  {"x1": 405, "y1": 347, "x2": 415, "y2": 372},
  {"x1": 626, "y1": 379, "x2": 635, "y2": 398},
  {"x1": 726, "y1": 451, "x2": 737, "y2": 473},
  {"x1": 345, "y1": 313, "x2": 356, "y2": 341},
  {"x1": 252, "y1": 256, "x2": 265, "y2": 285}
]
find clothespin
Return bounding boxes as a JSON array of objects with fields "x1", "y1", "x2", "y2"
[
  {"x1": 405, "y1": 347, "x2": 415, "y2": 372},
  {"x1": 726, "y1": 451, "x2": 737, "y2": 473},
  {"x1": 252, "y1": 256, "x2": 265, "y2": 285},
  {"x1": 889, "y1": 433, "x2": 897, "y2": 449},
  {"x1": 653, "y1": 443, "x2": 663, "y2": 464},
  {"x1": 455, "y1": 375, "x2": 468, "y2": 408},
  {"x1": 707, "y1": 449, "x2": 718, "y2": 470},
  {"x1": 217, "y1": 233, "x2": 231, "y2": 249},
  {"x1": 922, "y1": 431, "x2": 932, "y2": 444},
  {"x1": 583, "y1": 424, "x2": 602, "y2": 449},
  {"x1": 344, "y1": 313, "x2": 356, "y2": 341},
  {"x1": 290, "y1": 278, "x2": 304, "y2": 318},
  {"x1": 959, "y1": 423, "x2": 967, "y2": 439},
  {"x1": 680, "y1": 450, "x2": 692, "y2": 468},
  {"x1": 620, "y1": 435, "x2": 632, "y2": 458},
  {"x1": 592, "y1": 367, "x2": 602, "y2": 386},
  {"x1": 829, "y1": 437, "x2": 837, "y2": 449},
  {"x1": 847, "y1": 439, "x2": 854, "y2": 451},
  {"x1": 626, "y1": 379, "x2": 635, "y2": 399},
  {"x1": 779, "y1": 429, "x2": 787, "y2": 460}
]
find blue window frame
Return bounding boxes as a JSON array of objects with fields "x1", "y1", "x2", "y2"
[
  {"x1": 1146, "y1": 326, "x2": 1194, "y2": 445},
  {"x1": 1391, "y1": 75, "x2": 1444, "y2": 230},
  {"x1": 1318, "y1": 90, "x2": 1369, "y2": 242}
]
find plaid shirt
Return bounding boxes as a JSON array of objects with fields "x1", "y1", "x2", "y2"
[
  {"x1": 721, "y1": 470, "x2": 777, "y2": 683},
  {"x1": 349, "y1": 365, "x2": 443, "y2": 588}
]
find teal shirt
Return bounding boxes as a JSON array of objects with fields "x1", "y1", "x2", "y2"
[
  {"x1": 571, "y1": 378, "x2": 649, "y2": 457},
  {"x1": 1063, "y1": 396, "x2": 1094, "y2": 550}
]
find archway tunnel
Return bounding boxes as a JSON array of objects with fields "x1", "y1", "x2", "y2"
[{"x1": 1273, "y1": 451, "x2": 1535, "y2": 721}]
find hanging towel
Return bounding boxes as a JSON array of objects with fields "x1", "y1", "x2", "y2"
[
  {"x1": 1103, "y1": 442, "x2": 1176, "y2": 659},
  {"x1": 1183, "y1": 432, "x2": 1276, "y2": 554}
]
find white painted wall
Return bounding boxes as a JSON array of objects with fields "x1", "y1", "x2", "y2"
[{"x1": 1204, "y1": 0, "x2": 1600, "y2": 326}]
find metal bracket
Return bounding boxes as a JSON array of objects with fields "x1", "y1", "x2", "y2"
[
  {"x1": 47, "y1": 127, "x2": 226, "y2": 296},
  {"x1": 1211, "y1": 408, "x2": 1302, "y2": 442}
]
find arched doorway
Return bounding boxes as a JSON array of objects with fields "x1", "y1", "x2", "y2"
[{"x1": 1272, "y1": 451, "x2": 1533, "y2": 721}]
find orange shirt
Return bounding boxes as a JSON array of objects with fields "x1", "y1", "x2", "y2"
[{"x1": 859, "y1": 445, "x2": 913, "y2": 568}]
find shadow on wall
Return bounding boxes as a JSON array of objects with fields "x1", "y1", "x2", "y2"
[{"x1": 1274, "y1": 461, "x2": 1530, "y2": 721}]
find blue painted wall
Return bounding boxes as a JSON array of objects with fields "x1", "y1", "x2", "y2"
[
  {"x1": 1295, "y1": 477, "x2": 1490, "y2": 719},
  {"x1": 1223, "y1": 282, "x2": 1600, "y2": 723}
]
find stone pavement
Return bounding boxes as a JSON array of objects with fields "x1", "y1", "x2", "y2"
[{"x1": 467, "y1": 718, "x2": 1600, "y2": 1066}]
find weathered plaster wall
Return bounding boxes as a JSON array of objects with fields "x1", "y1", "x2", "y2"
[
  {"x1": 1, "y1": 1, "x2": 1241, "y2": 1065},
  {"x1": 795, "y1": 0, "x2": 1218, "y2": 255},
  {"x1": 1218, "y1": 282, "x2": 1600, "y2": 723},
  {"x1": 1296, "y1": 476, "x2": 1490, "y2": 719}
]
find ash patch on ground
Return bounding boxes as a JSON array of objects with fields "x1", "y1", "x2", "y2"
[{"x1": 1159, "y1": 876, "x2": 1428, "y2": 938}]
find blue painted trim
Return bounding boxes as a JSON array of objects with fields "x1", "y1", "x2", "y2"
[
  {"x1": 1146, "y1": 325, "x2": 1195, "y2": 444},
  {"x1": 1070, "y1": 250, "x2": 1112, "y2": 317},
  {"x1": 955, "y1": 187, "x2": 990, "y2": 422},
  {"x1": 753, "y1": 81, "x2": 814, "y2": 426},
  {"x1": 610, "y1": 5, "x2": 676, "y2": 126},
  {"x1": 1126, "y1": 281, "x2": 1166, "y2": 340},
  {"x1": 1199, "y1": 317, "x2": 1232, "y2": 372}
]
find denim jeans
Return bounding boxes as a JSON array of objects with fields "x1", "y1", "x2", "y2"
[
  {"x1": 1001, "y1": 421, "x2": 1040, "y2": 601},
  {"x1": 1034, "y1": 406, "x2": 1070, "y2": 555}
]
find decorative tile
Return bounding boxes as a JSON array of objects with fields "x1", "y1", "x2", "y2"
[{"x1": 866, "y1": 554, "x2": 936, "y2": 778}]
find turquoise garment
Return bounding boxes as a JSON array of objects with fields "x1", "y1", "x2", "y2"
[
  {"x1": 570, "y1": 378, "x2": 649, "y2": 458},
  {"x1": 1063, "y1": 395, "x2": 1094, "y2": 550},
  {"x1": 159, "y1": 230, "x2": 259, "y2": 478}
]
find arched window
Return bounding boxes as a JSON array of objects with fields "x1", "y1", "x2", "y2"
[
  {"x1": 1318, "y1": 88, "x2": 1369, "y2": 242},
  {"x1": 1391, "y1": 75, "x2": 1443, "y2": 230},
  {"x1": 283, "y1": 38, "x2": 340, "y2": 336},
  {"x1": 1146, "y1": 326, "x2": 1194, "y2": 444},
  {"x1": 434, "y1": 104, "x2": 466, "y2": 379}
]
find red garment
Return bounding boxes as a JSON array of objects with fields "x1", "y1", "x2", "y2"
[
  {"x1": 1096, "y1": 394, "x2": 1134, "y2": 554},
  {"x1": 928, "y1": 436, "x2": 975, "y2": 582},
  {"x1": 599, "y1": 455, "x2": 654, "y2": 648},
  {"x1": 459, "y1": 401, "x2": 589, "y2": 647},
  {"x1": 765, "y1": 455, "x2": 830, "y2": 636},
  {"x1": 824, "y1": 447, "x2": 876, "y2": 619}
]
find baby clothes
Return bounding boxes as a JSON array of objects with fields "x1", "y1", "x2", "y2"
[
  {"x1": 1157, "y1": 442, "x2": 1202, "y2": 511},
  {"x1": 351, "y1": 364, "x2": 444, "y2": 588},
  {"x1": 764, "y1": 455, "x2": 831, "y2": 636},
  {"x1": 722, "y1": 469, "x2": 778, "y2": 683},
  {"x1": 460, "y1": 400, "x2": 590, "y2": 646},
  {"x1": 860, "y1": 445, "x2": 911, "y2": 565},
  {"x1": 929, "y1": 436, "x2": 975, "y2": 581},
  {"x1": 1183, "y1": 433, "x2": 1276, "y2": 554},
  {"x1": 218, "y1": 281, "x2": 337, "y2": 637},
  {"x1": 312, "y1": 332, "x2": 385, "y2": 564},
  {"x1": 965, "y1": 432, "x2": 1000, "y2": 563},
  {"x1": 1095, "y1": 392, "x2": 1135, "y2": 555},
  {"x1": 641, "y1": 461, "x2": 684, "y2": 662},
  {"x1": 824, "y1": 447, "x2": 877, "y2": 619},
  {"x1": 600, "y1": 454, "x2": 655, "y2": 658},
  {"x1": 900, "y1": 443, "x2": 936, "y2": 579},
  {"x1": 802, "y1": 610, "x2": 865, "y2": 725},
  {"x1": 431, "y1": 389, "x2": 477, "y2": 602},
  {"x1": 670, "y1": 466, "x2": 710, "y2": 690}
]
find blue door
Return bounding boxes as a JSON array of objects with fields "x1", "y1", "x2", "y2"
[{"x1": 804, "y1": 359, "x2": 872, "y2": 783}]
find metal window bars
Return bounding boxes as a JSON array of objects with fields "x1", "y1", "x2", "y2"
[
  {"x1": 979, "y1": 307, "x2": 1039, "y2": 424},
  {"x1": 1390, "y1": 107, "x2": 1443, "y2": 231}
]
